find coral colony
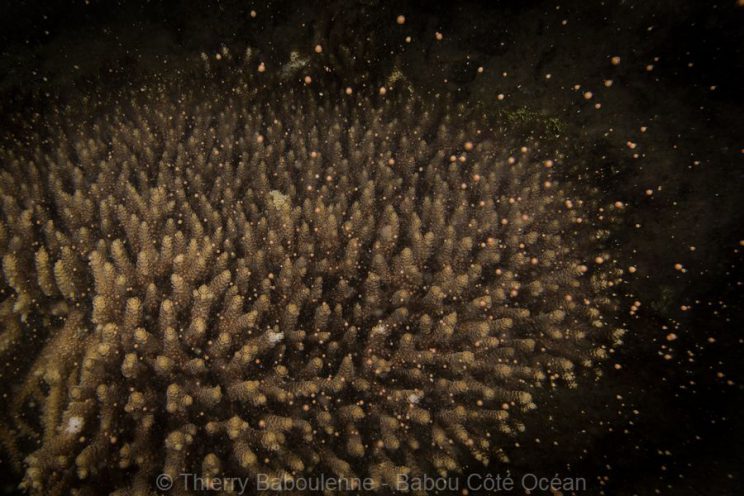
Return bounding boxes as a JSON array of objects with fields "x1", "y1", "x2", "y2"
[{"x1": 0, "y1": 51, "x2": 625, "y2": 495}]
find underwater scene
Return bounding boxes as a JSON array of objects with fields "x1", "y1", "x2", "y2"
[{"x1": 0, "y1": 1, "x2": 742, "y2": 495}]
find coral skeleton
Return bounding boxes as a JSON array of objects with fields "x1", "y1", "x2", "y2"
[{"x1": 0, "y1": 62, "x2": 624, "y2": 495}]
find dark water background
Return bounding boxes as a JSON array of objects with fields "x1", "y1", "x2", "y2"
[{"x1": 1, "y1": 1, "x2": 743, "y2": 494}]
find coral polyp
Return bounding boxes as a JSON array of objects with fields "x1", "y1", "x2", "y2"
[{"x1": 0, "y1": 67, "x2": 623, "y2": 494}]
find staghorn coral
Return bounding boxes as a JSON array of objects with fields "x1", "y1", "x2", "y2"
[{"x1": 0, "y1": 62, "x2": 624, "y2": 495}]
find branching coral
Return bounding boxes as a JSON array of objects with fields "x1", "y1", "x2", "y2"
[{"x1": 0, "y1": 63, "x2": 624, "y2": 495}]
